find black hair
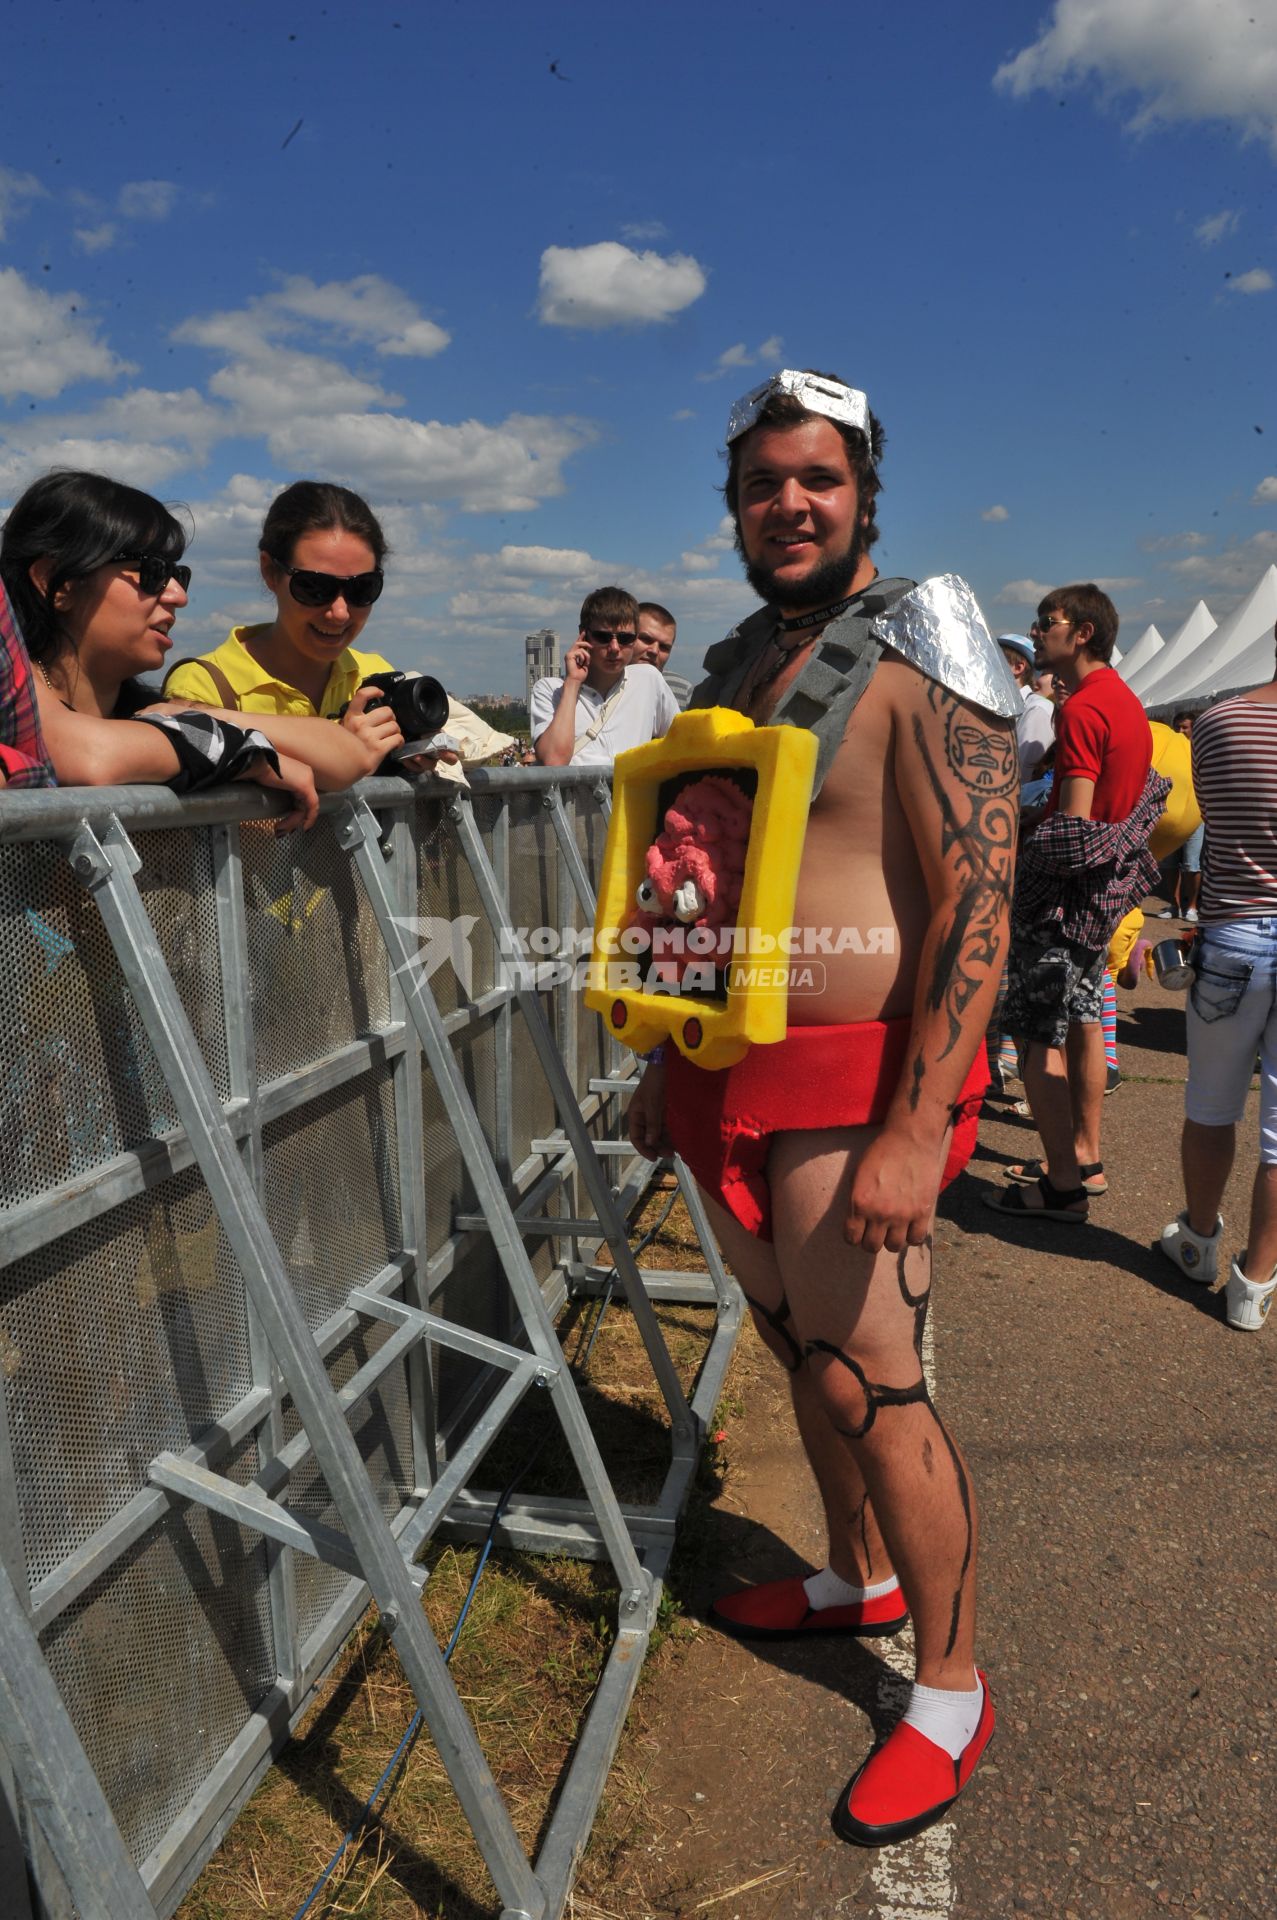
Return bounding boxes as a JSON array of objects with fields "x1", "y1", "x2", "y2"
[
  {"x1": 258, "y1": 481, "x2": 388, "y2": 569},
  {"x1": 0, "y1": 469, "x2": 186, "y2": 665}
]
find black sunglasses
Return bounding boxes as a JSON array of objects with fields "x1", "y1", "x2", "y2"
[
  {"x1": 1031, "y1": 614, "x2": 1071, "y2": 635},
  {"x1": 112, "y1": 551, "x2": 192, "y2": 595},
  {"x1": 584, "y1": 627, "x2": 637, "y2": 646},
  {"x1": 276, "y1": 561, "x2": 385, "y2": 609}
]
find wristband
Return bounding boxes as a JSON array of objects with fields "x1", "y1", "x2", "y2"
[
  {"x1": 639, "y1": 1044, "x2": 666, "y2": 1066},
  {"x1": 134, "y1": 712, "x2": 280, "y2": 794}
]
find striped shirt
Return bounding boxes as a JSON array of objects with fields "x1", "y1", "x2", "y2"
[{"x1": 1192, "y1": 693, "x2": 1277, "y2": 921}]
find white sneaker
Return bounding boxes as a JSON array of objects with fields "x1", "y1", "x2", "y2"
[
  {"x1": 1159, "y1": 1212, "x2": 1223, "y2": 1285},
  {"x1": 1157, "y1": 907, "x2": 1176, "y2": 919},
  {"x1": 1225, "y1": 1258, "x2": 1277, "y2": 1332},
  {"x1": 1184, "y1": 908, "x2": 1199, "y2": 924}
]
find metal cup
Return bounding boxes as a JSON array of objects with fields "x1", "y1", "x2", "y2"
[{"x1": 1152, "y1": 937, "x2": 1195, "y2": 991}]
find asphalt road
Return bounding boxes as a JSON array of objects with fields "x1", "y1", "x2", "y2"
[{"x1": 599, "y1": 960, "x2": 1277, "y2": 1920}]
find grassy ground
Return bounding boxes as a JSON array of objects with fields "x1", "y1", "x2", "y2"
[{"x1": 176, "y1": 1187, "x2": 754, "y2": 1920}]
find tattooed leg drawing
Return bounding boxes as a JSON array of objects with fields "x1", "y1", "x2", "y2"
[{"x1": 805, "y1": 1249, "x2": 975, "y2": 1657}]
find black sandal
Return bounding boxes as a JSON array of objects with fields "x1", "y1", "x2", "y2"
[
  {"x1": 1006, "y1": 1157, "x2": 1107, "y2": 1195},
  {"x1": 984, "y1": 1175, "x2": 1089, "y2": 1223}
]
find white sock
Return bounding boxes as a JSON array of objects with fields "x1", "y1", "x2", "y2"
[
  {"x1": 901, "y1": 1676, "x2": 985, "y2": 1760},
  {"x1": 802, "y1": 1566, "x2": 901, "y2": 1610}
]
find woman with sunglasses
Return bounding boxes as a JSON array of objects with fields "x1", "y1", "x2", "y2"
[
  {"x1": 162, "y1": 481, "x2": 410, "y2": 746},
  {"x1": 163, "y1": 481, "x2": 486, "y2": 776},
  {"x1": 1, "y1": 470, "x2": 322, "y2": 828}
]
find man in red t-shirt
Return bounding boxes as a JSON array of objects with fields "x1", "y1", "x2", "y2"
[{"x1": 990, "y1": 584, "x2": 1153, "y2": 1223}]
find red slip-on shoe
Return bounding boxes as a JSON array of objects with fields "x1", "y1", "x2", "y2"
[
  {"x1": 831, "y1": 1672, "x2": 995, "y2": 1847},
  {"x1": 709, "y1": 1573, "x2": 908, "y2": 1641}
]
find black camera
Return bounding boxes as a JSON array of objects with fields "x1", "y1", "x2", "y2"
[{"x1": 355, "y1": 670, "x2": 449, "y2": 739}]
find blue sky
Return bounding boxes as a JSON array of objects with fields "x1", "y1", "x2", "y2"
[{"x1": 0, "y1": 0, "x2": 1274, "y2": 696}]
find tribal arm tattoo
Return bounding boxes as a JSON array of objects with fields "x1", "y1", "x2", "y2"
[{"x1": 894, "y1": 676, "x2": 1017, "y2": 1119}]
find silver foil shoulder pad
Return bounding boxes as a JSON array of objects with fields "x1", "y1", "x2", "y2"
[{"x1": 869, "y1": 574, "x2": 1021, "y2": 720}]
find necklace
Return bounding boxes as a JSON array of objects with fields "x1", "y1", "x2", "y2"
[
  {"x1": 779, "y1": 593, "x2": 856, "y2": 633},
  {"x1": 36, "y1": 661, "x2": 56, "y2": 691},
  {"x1": 739, "y1": 629, "x2": 819, "y2": 709}
]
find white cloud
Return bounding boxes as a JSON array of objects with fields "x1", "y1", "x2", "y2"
[
  {"x1": 1253, "y1": 476, "x2": 1277, "y2": 503},
  {"x1": 0, "y1": 167, "x2": 44, "y2": 240},
  {"x1": 620, "y1": 220, "x2": 668, "y2": 243},
  {"x1": 698, "y1": 334, "x2": 785, "y2": 381},
  {"x1": 996, "y1": 578, "x2": 1057, "y2": 605},
  {"x1": 0, "y1": 437, "x2": 192, "y2": 496},
  {"x1": 485, "y1": 545, "x2": 598, "y2": 579},
  {"x1": 206, "y1": 343, "x2": 400, "y2": 424},
  {"x1": 994, "y1": 0, "x2": 1277, "y2": 153},
  {"x1": 1196, "y1": 209, "x2": 1240, "y2": 245},
  {"x1": 266, "y1": 274, "x2": 450, "y2": 357},
  {"x1": 671, "y1": 407, "x2": 696, "y2": 421},
  {"x1": 1169, "y1": 531, "x2": 1277, "y2": 592},
  {"x1": 982, "y1": 504, "x2": 1009, "y2": 522},
  {"x1": 1092, "y1": 576, "x2": 1144, "y2": 591},
  {"x1": 1141, "y1": 530, "x2": 1211, "y2": 551},
  {"x1": 1228, "y1": 267, "x2": 1273, "y2": 294},
  {"x1": 537, "y1": 241, "x2": 707, "y2": 328},
  {"x1": 74, "y1": 223, "x2": 118, "y2": 255},
  {"x1": 118, "y1": 180, "x2": 178, "y2": 221},
  {"x1": 265, "y1": 410, "x2": 596, "y2": 513},
  {"x1": 681, "y1": 552, "x2": 717, "y2": 572},
  {"x1": 0, "y1": 268, "x2": 131, "y2": 400}
]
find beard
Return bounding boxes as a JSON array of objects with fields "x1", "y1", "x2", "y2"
[{"x1": 739, "y1": 524, "x2": 871, "y2": 611}]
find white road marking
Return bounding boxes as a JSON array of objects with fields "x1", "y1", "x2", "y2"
[{"x1": 866, "y1": 1312, "x2": 956, "y2": 1918}]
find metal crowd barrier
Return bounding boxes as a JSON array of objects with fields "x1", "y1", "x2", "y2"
[{"x1": 0, "y1": 766, "x2": 743, "y2": 1920}]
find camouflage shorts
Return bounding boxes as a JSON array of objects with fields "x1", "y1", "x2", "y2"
[{"x1": 1003, "y1": 930, "x2": 1107, "y2": 1049}]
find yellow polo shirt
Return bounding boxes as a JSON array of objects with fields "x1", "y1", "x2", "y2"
[{"x1": 163, "y1": 624, "x2": 394, "y2": 718}]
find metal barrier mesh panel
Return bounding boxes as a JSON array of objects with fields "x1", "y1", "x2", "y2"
[
  {"x1": 0, "y1": 839, "x2": 219, "y2": 1210},
  {"x1": 261, "y1": 1066, "x2": 401, "y2": 1333},
  {"x1": 243, "y1": 822, "x2": 390, "y2": 1085},
  {"x1": 3, "y1": 1168, "x2": 253, "y2": 1586},
  {"x1": 414, "y1": 800, "x2": 495, "y2": 1016},
  {"x1": 281, "y1": 1321, "x2": 415, "y2": 1647},
  {"x1": 40, "y1": 1453, "x2": 275, "y2": 1868}
]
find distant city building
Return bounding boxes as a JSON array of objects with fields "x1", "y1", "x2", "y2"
[{"x1": 525, "y1": 629, "x2": 560, "y2": 709}]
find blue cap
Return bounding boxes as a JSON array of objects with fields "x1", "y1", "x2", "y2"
[{"x1": 997, "y1": 634, "x2": 1035, "y2": 665}]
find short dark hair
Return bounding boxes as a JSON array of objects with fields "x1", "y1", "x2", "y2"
[
  {"x1": 0, "y1": 469, "x2": 186, "y2": 665},
  {"x1": 638, "y1": 601, "x2": 675, "y2": 631},
  {"x1": 259, "y1": 481, "x2": 387, "y2": 569},
  {"x1": 1172, "y1": 710, "x2": 1195, "y2": 729},
  {"x1": 579, "y1": 585, "x2": 638, "y2": 632},
  {"x1": 1037, "y1": 583, "x2": 1119, "y2": 663},
  {"x1": 722, "y1": 368, "x2": 885, "y2": 551}
]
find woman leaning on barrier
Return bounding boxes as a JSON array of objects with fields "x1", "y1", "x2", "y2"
[
  {"x1": 162, "y1": 480, "x2": 510, "y2": 780},
  {"x1": 0, "y1": 469, "x2": 393, "y2": 829}
]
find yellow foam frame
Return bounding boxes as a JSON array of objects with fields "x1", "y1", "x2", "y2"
[{"x1": 585, "y1": 708, "x2": 818, "y2": 1070}]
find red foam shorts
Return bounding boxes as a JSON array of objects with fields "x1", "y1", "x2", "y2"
[{"x1": 664, "y1": 1017, "x2": 988, "y2": 1242}]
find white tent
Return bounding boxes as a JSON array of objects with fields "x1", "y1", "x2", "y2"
[
  {"x1": 1110, "y1": 641, "x2": 1123, "y2": 668},
  {"x1": 1164, "y1": 565, "x2": 1277, "y2": 702},
  {"x1": 1126, "y1": 600, "x2": 1216, "y2": 702},
  {"x1": 1117, "y1": 623, "x2": 1165, "y2": 683}
]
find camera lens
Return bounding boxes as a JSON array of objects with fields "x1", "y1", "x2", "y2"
[{"x1": 391, "y1": 674, "x2": 449, "y2": 737}]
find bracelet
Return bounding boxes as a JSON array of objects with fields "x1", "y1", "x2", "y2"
[{"x1": 639, "y1": 1043, "x2": 666, "y2": 1066}]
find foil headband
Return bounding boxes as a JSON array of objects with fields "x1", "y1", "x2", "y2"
[{"x1": 725, "y1": 370, "x2": 873, "y2": 451}]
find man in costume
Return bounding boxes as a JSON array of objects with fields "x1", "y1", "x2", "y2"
[
  {"x1": 627, "y1": 369, "x2": 1020, "y2": 1845},
  {"x1": 531, "y1": 586, "x2": 678, "y2": 766}
]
